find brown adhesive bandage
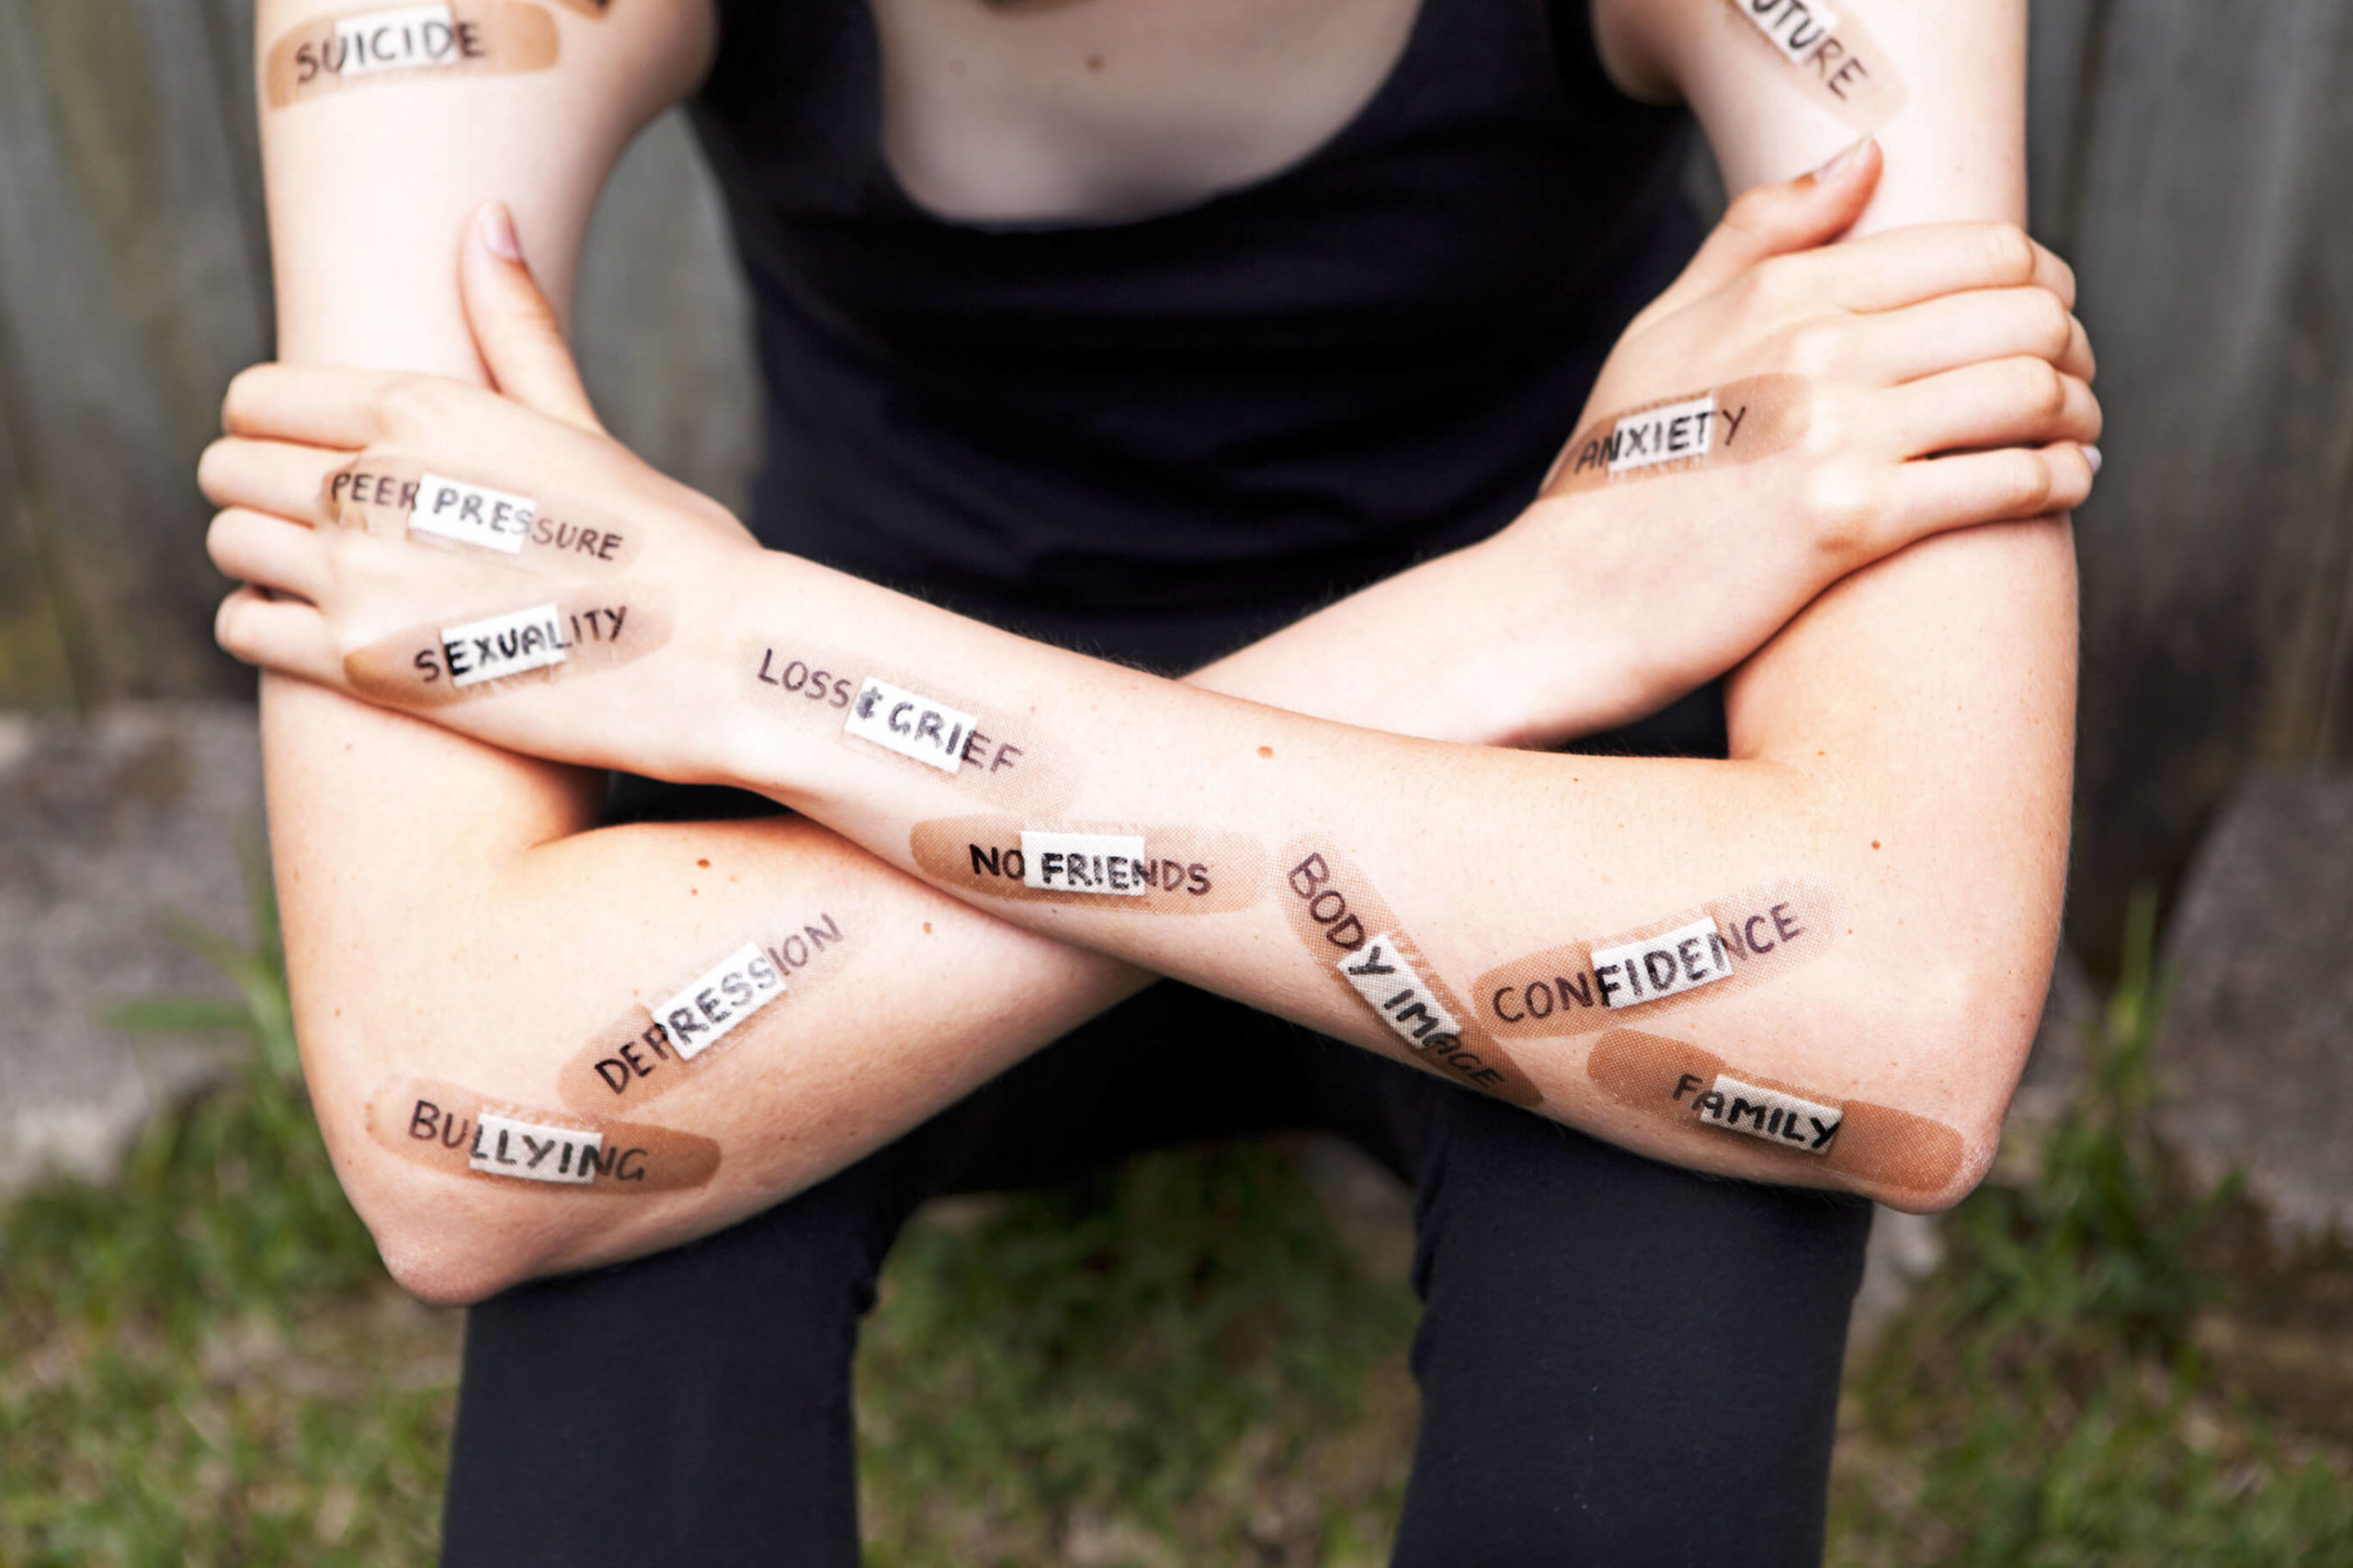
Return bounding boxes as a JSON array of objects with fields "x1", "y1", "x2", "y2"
[
  {"x1": 369, "y1": 1077, "x2": 720, "y2": 1192},
  {"x1": 1541, "y1": 375, "x2": 1809, "y2": 497},
  {"x1": 557, "y1": 908, "x2": 851, "y2": 1113},
  {"x1": 266, "y1": 3, "x2": 559, "y2": 109},
  {"x1": 1280, "y1": 840, "x2": 1542, "y2": 1108},
  {"x1": 322, "y1": 457, "x2": 640, "y2": 570},
  {"x1": 547, "y1": 0, "x2": 610, "y2": 15},
  {"x1": 1722, "y1": 0, "x2": 1906, "y2": 132},
  {"x1": 1475, "y1": 877, "x2": 1842, "y2": 1039},
  {"x1": 1586, "y1": 1029, "x2": 1963, "y2": 1196},
  {"x1": 909, "y1": 815, "x2": 1265, "y2": 914},
  {"x1": 742, "y1": 639, "x2": 1073, "y2": 814},
  {"x1": 346, "y1": 594, "x2": 665, "y2": 705}
]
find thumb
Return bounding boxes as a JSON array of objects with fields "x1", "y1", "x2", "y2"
[
  {"x1": 460, "y1": 202, "x2": 605, "y2": 433},
  {"x1": 1651, "y1": 137, "x2": 1881, "y2": 312}
]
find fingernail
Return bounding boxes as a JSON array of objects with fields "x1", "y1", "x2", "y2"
[
  {"x1": 2083, "y1": 444, "x2": 2102, "y2": 475},
  {"x1": 1808, "y1": 137, "x2": 1871, "y2": 183},
  {"x1": 475, "y1": 201, "x2": 522, "y2": 262}
]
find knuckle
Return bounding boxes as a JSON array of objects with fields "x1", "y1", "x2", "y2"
[
  {"x1": 1985, "y1": 224, "x2": 2036, "y2": 282},
  {"x1": 1782, "y1": 319, "x2": 1846, "y2": 378},
  {"x1": 376, "y1": 373, "x2": 450, "y2": 437},
  {"x1": 2012, "y1": 358, "x2": 2068, "y2": 418},
  {"x1": 1802, "y1": 464, "x2": 1876, "y2": 555},
  {"x1": 1998, "y1": 451, "x2": 2056, "y2": 516},
  {"x1": 2030, "y1": 291, "x2": 2075, "y2": 358}
]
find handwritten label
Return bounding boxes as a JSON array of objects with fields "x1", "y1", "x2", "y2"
[
  {"x1": 334, "y1": 5, "x2": 468, "y2": 76},
  {"x1": 1018, "y1": 831, "x2": 1153, "y2": 896},
  {"x1": 1608, "y1": 393, "x2": 1717, "y2": 473},
  {"x1": 468, "y1": 1111, "x2": 601, "y2": 1184},
  {"x1": 1680, "y1": 1072, "x2": 1843, "y2": 1153},
  {"x1": 843, "y1": 678, "x2": 978, "y2": 774},
  {"x1": 1738, "y1": 0, "x2": 1839, "y2": 65},
  {"x1": 1591, "y1": 915, "x2": 1733, "y2": 1008},
  {"x1": 649, "y1": 943, "x2": 786, "y2": 1062},
  {"x1": 438, "y1": 603, "x2": 569, "y2": 687},
  {"x1": 409, "y1": 472, "x2": 534, "y2": 553},
  {"x1": 1339, "y1": 932, "x2": 1464, "y2": 1051}
]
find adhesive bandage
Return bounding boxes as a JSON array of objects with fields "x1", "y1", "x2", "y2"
[
  {"x1": 1280, "y1": 840, "x2": 1542, "y2": 1108},
  {"x1": 1476, "y1": 878, "x2": 1842, "y2": 1038},
  {"x1": 558, "y1": 909, "x2": 851, "y2": 1112},
  {"x1": 266, "y1": 2, "x2": 559, "y2": 108},
  {"x1": 324, "y1": 459, "x2": 637, "y2": 567},
  {"x1": 369, "y1": 1078, "x2": 721, "y2": 1192},
  {"x1": 910, "y1": 816, "x2": 1266, "y2": 914},
  {"x1": 1542, "y1": 376, "x2": 1810, "y2": 496},
  {"x1": 1586, "y1": 1029, "x2": 1963, "y2": 1195},
  {"x1": 1723, "y1": 0, "x2": 1906, "y2": 131},
  {"x1": 345, "y1": 595, "x2": 665, "y2": 704}
]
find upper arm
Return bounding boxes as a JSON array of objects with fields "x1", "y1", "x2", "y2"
[{"x1": 1592, "y1": 0, "x2": 2069, "y2": 1168}]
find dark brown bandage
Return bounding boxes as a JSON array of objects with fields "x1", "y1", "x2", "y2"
[
  {"x1": 1279, "y1": 839, "x2": 1542, "y2": 1108},
  {"x1": 1722, "y1": 0, "x2": 1907, "y2": 131},
  {"x1": 266, "y1": 3, "x2": 559, "y2": 109},
  {"x1": 346, "y1": 595, "x2": 665, "y2": 705},
  {"x1": 321, "y1": 456, "x2": 641, "y2": 569},
  {"x1": 741, "y1": 638, "x2": 1072, "y2": 813},
  {"x1": 557, "y1": 909, "x2": 852, "y2": 1114},
  {"x1": 1542, "y1": 375, "x2": 1809, "y2": 497},
  {"x1": 909, "y1": 815, "x2": 1264, "y2": 914},
  {"x1": 368, "y1": 1077, "x2": 720, "y2": 1192},
  {"x1": 1586, "y1": 1029, "x2": 1962, "y2": 1195},
  {"x1": 1475, "y1": 877, "x2": 1842, "y2": 1039}
]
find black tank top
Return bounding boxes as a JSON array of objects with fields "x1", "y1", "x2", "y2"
[{"x1": 689, "y1": 0, "x2": 1700, "y2": 676}]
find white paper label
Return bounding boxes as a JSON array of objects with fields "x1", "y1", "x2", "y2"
[
  {"x1": 1689, "y1": 1074, "x2": 1843, "y2": 1153},
  {"x1": 842, "y1": 678, "x2": 978, "y2": 774},
  {"x1": 469, "y1": 1112, "x2": 602, "y2": 1184},
  {"x1": 335, "y1": 5, "x2": 465, "y2": 76},
  {"x1": 650, "y1": 942, "x2": 787, "y2": 1062},
  {"x1": 409, "y1": 472, "x2": 534, "y2": 553},
  {"x1": 1019, "y1": 831, "x2": 1154, "y2": 896},
  {"x1": 440, "y1": 603, "x2": 570, "y2": 688},
  {"x1": 1592, "y1": 915, "x2": 1734, "y2": 1007},
  {"x1": 1736, "y1": 0, "x2": 1838, "y2": 64},
  {"x1": 1339, "y1": 932, "x2": 1463, "y2": 1051},
  {"x1": 1608, "y1": 393, "x2": 1717, "y2": 473}
]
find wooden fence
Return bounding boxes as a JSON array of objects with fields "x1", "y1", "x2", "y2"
[{"x1": 2, "y1": 0, "x2": 2343, "y2": 962}]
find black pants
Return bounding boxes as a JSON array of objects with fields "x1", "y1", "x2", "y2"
[{"x1": 441, "y1": 979, "x2": 1871, "y2": 1566}]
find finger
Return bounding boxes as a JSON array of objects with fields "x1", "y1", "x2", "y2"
[
  {"x1": 460, "y1": 202, "x2": 604, "y2": 433},
  {"x1": 215, "y1": 585, "x2": 341, "y2": 685},
  {"x1": 198, "y1": 437, "x2": 345, "y2": 520},
  {"x1": 1787, "y1": 223, "x2": 2075, "y2": 315},
  {"x1": 1646, "y1": 139, "x2": 1881, "y2": 314},
  {"x1": 1886, "y1": 442, "x2": 2098, "y2": 540},
  {"x1": 1874, "y1": 358, "x2": 2101, "y2": 460},
  {"x1": 1857, "y1": 288, "x2": 2096, "y2": 386},
  {"x1": 221, "y1": 362, "x2": 402, "y2": 448},
  {"x1": 208, "y1": 507, "x2": 333, "y2": 604}
]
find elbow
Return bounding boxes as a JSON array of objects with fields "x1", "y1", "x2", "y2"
[
  {"x1": 1842, "y1": 955, "x2": 2041, "y2": 1216},
  {"x1": 347, "y1": 1167, "x2": 551, "y2": 1308}
]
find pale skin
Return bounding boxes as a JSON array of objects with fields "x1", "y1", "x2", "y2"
[{"x1": 223, "y1": 0, "x2": 2087, "y2": 1304}]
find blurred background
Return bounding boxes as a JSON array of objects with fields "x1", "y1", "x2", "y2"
[{"x1": 3, "y1": 0, "x2": 2350, "y2": 1562}]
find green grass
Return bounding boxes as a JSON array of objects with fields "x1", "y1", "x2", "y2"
[{"x1": 4, "y1": 883, "x2": 2349, "y2": 1564}]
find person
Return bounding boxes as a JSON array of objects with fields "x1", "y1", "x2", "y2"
[{"x1": 205, "y1": 0, "x2": 2094, "y2": 1560}]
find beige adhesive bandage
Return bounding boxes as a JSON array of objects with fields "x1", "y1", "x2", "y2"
[
  {"x1": 1586, "y1": 1029, "x2": 1962, "y2": 1196},
  {"x1": 323, "y1": 458, "x2": 640, "y2": 569},
  {"x1": 557, "y1": 909, "x2": 851, "y2": 1113},
  {"x1": 1281, "y1": 841, "x2": 1542, "y2": 1108},
  {"x1": 909, "y1": 815, "x2": 1265, "y2": 914},
  {"x1": 1722, "y1": 0, "x2": 1906, "y2": 131},
  {"x1": 266, "y1": 3, "x2": 559, "y2": 109},
  {"x1": 346, "y1": 594, "x2": 665, "y2": 704},
  {"x1": 369, "y1": 1077, "x2": 720, "y2": 1192},
  {"x1": 1475, "y1": 877, "x2": 1842, "y2": 1038},
  {"x1": 743, "y1": 640, "x2": 1073, "y2": 813},
  {"x1": 1541, "y1": 375, "x2": 1809, "y2": 497},
  {"x1": 548, "y1": 0, "x2": 610, "y2": 15}
]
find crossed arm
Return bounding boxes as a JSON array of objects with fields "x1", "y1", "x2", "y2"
[{"x1": 227, "y1": 0, "x2": 2085, "y2": 1304}]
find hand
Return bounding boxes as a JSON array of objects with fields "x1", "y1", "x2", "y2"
[
  {"x1": 1495, "y1": 140, "x2": 2100, "y2": 740},
  {"x1": 202, "y1": 205, "x2": 763, "y2": 778}
]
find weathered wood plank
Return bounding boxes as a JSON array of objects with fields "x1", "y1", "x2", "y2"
[{"x1": 2058, "y1": 0, "x2": 2353, "y2": 963}]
